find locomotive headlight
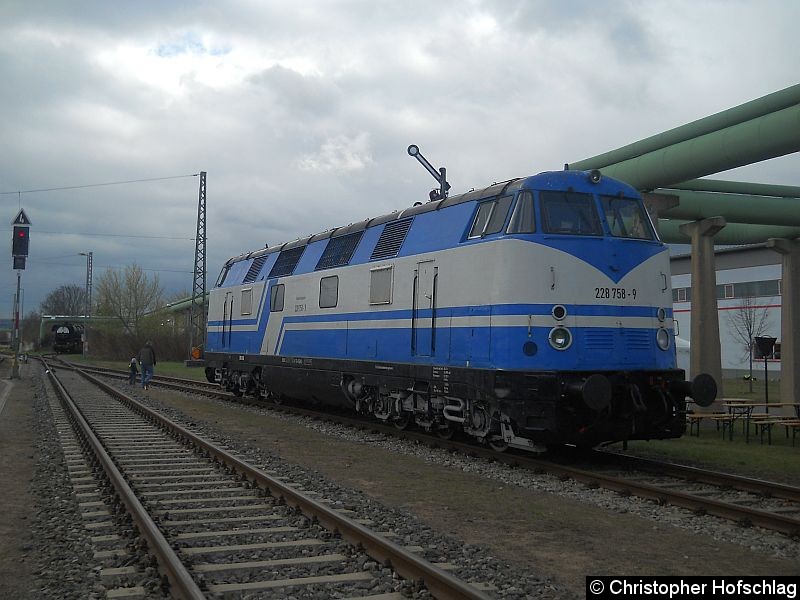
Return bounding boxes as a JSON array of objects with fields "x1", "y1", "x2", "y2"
[
  {"x1": 656, "y1": 327, "x2": 670, "y2": 350},
  {"x1": 552, "y1": 304, "x2": 567, "y2": 321},
  {"x1": 549, "y1": 327, "x2": 573, "y2": 350},
  {"x1": 657, "y1": 307, "x2": 667, "y2": 322}
]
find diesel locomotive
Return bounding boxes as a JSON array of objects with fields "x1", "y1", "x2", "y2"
[{"x1": 204, "y1": 169, "x2": 715, "y2": 452}]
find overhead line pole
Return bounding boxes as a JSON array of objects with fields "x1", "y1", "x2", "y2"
[{"x1": 189, "y1": 171, "x2": 207, "y2": 361}]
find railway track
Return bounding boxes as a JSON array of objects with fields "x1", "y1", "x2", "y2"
[
  {"x1": 43, "y1": 359, "x2": 492, "y2": 599},
  {"x1": 67, "y1": 361, "x2": 800, "y2": 538}
]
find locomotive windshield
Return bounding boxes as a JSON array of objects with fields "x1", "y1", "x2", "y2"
[
  {"x1": 600, "y1": 195, "x2": 654, "y2": 240},
  {"x1": 540, "y1": 191, "x2": 602, "y2": 236}
]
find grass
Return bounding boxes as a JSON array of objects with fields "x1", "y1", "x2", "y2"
[
  {"x1": 65, "y1": 354, "x2": 209, "y2": 381},
  {"x1": 723, "y1": 376, "x2": 782, "y2": 403},
  {"x1": 609, "y1": 432, "x2": 800, "y2": 485},
  {"x1": 607, "y1": 377, "x2": 799, "y2": 483}
]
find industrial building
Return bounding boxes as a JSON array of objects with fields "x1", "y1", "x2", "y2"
[{"x1": 671, "y1": 244, "x2": 782, "y2": 377}]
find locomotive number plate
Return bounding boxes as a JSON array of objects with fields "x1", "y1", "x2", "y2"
[{"x1": 595, "y1": 287, "x2": 637, "y2": 300}]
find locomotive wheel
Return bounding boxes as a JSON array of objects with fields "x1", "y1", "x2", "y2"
[
  {"x1": 436, "y1": 426, "x2": 455, "y2": 440},
  {"x1": 488, "y1": 436, "x2": 509, "y2": 452},
  {"x1": 393, "y1": 414, "x2": 411, "y2": 430}
]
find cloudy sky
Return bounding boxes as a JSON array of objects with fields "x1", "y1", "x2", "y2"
[{"x1": 1, "y1": 0, "x2": 798, "y2": 316}]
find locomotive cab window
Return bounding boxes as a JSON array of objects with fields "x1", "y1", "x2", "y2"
[
  {"x1": 600, "y1": 196, "x2": 654, "y2": 240},
  {"x1": 319, "y1": 275, "x2": 339, "y2": 308},
  {"x1": 241, "y1": 288, "x2": 253, "y2": 315},
  {"x1": 541, "y1": 191, "x2": 602, "y2": 236},
  {"x1": 507, "y1": 191, "x2": 536, "y2": 234},
  {"x1": 270, "y1": 284, "x2": 285, "y2": 312},
  {"x1": 468, "y1": 195, "x2": 513, "y2": 238}
]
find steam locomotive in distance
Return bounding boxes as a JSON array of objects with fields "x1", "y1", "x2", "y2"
[
  {"x1": 204, "y1": 169, "x2": 715, "y2": 452},
  {"x1": 52, "y1": 323, "x2": 83, "y2": 354}
]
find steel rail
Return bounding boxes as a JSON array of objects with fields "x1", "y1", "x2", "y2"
[
  {"x1": 41, "y1": 359, "x2": 206, "y2": 600},
  {"x1": 592, "y1": 450, "x2": 800, "y2": 503},
  {"x1": 71, "y1": 366, "x2": 490, "y2": 600},
  {"x1": 372, "y1": 430, "x2": 800, "y2": 537},
  {"x1": 68, "y1": 360, "x2": 800, "y2": 537}
]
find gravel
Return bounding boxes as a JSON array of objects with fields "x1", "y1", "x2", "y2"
[
  {"x1": 30, "y1": 367, "x2": 166, "y2": 599},
  {"x1": 93, "y1": 377, "x2": 578, "y2": 599},
  {"x1": 127, "y1": 382, "x2": 800, "y2": 565}
]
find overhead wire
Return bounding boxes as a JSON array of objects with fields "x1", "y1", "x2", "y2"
[{"x1": 0, "y1": 173, "x2": 199, "y2": 195}]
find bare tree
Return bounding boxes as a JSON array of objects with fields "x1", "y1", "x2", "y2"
[
  {"x1": 95, "y1": 264, "x2": 164, "y2": 334},
  {"x1": 40, "y1": 284, "x2": 87, "y2": 316},
  {"x1": 726, "y1": 295, "x2": 771, "y2": 393},
  {"x1": 21, "y1": 310, "x2": 42, "y2": 349}
]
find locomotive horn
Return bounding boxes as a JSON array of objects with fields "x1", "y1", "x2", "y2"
[{"x1": 589, "y1": 169, "x2": 602, "y2": 184}]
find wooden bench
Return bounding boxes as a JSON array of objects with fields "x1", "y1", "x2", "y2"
[{"x1": 749, "y1": 418, "x2": 800, "y2": 445}]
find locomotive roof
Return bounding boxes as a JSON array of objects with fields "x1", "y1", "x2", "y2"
[{"x1": 230, "y1": 177, "x2": 527, "y2": 265}]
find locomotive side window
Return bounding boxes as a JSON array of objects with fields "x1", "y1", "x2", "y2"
[
  {"x1": 468, "y1": 195, "x2": 513, "y2": 238},
  {"x1": 484, "y1": 195, "x2": 513, "y2": 235},
  {"x1": 507, "y1": 191, "x2": 536, "y2": 233},
  {"x1": 241, "y1": 288, "x2": 253, "y2": 315},
  {"x1": 370, "y1": 265, "x2": 393, "y2": 305},
  {"x1": 270, "y1": 284, "x2": 285, "y2": 312},
  {"x1": 319, "y1": 276, "x2": 339, "y2": 308},
  {"x1": 541, "y1": 191, "x2": 602, "y2": 236},
  {"x1": 468, "y1": 201, "x2": 494, "y2": 238},
  {"x1": 600, "y1": 196, "x2": 654, "y2": 240}
]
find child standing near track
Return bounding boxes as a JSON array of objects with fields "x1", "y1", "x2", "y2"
[{"x1": 128, "y1": 357, "x2": 138, "y2": 385}]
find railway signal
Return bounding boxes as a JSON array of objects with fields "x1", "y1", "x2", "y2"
[
  {"x1": 10, "y1": 209, "x2": 31, "y2": 379},
  {"x1": 11, "y1": 209, "x2": 31, "y2": 269}
]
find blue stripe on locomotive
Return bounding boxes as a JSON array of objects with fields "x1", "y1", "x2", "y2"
[{"x1": 210, "y1": 302, "x2": 674, "y2": 371}]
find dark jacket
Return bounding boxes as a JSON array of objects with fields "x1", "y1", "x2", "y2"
[{"x1": 138, "y1": 344, "x2": 156, "y2": 367}]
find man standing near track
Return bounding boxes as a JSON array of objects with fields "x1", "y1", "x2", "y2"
[{"x1": 137, "y1": 341, "x2": 156, "y2": 390}]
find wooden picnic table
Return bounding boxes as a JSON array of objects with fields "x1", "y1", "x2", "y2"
[{"x1": 720, "y1": 402, "x2": 800, "y2": 443}]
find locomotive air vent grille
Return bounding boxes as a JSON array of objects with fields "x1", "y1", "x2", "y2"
[
  {"x1": 243, "y1": 255, "x2": 267, "y2": 283},
  {"x1": 625, "y1": 329, "x2": 652, "y2": 350},
  {"x1": 269, "y1": 246, "x2": 306, "y2": 278},
  {"x1": 583, "y1": 330, "x2": 613, "y2": 350},
  {"x1": 371, "y1": 218, "x2": 413, "y2": 260},
  {"x1": 315, "y1": 231, "x2": 364, "y2": 270}
]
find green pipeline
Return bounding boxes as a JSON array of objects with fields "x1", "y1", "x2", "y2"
[
  {"x1": 657, "y1": 220, "x2": 800, "y2": 245},
  {"x1": 665, "y1": 178, "x2": 800, "y2": 199},
  {"x1": 590, "y1": 103, "x2": 800, "y2": 190},
  {"x1": 569, "y1": 84, "x2": 800, "y2": 171},
  {"x1": 655, "y1": 190, "x2": 800, "y2": 227}
]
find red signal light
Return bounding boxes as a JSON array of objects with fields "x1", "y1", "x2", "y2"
[{"x1": 12, "y1": 225, "x2": 29, "y2": 256}]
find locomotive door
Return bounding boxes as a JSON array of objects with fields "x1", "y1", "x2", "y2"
[
  {"x1": 412, "y1": 260, "x2": 437, "y2": 357},
  {"x1": 221, "y1": 292, "x2": 234, "y2": 350}
]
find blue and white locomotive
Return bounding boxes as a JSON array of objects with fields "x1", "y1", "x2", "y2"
[{"x1": 205, "y1": 169, "x2": 715, "y2": 451}]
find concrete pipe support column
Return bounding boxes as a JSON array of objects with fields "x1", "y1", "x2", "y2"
[
  {"x1": 766, "y1": 238, "x2": 800, "y2": 416},
  {"x1": 679, "y1": 217, "x2": 727, "y2": 408}
]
